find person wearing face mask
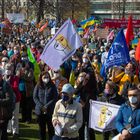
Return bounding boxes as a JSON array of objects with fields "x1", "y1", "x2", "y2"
[
  {"x1": 98, "y1": 80, "x2": 125, "y2": 140},
  {"x1": 52, "y1": 83, "x2": 83, "y2": 140},
  {"x1": 116, "y1": 86, "x2": 140, "y2": 140},
  {"x1": 0, "y1": 69, "x2": 15, "y2": 140},
  {"x1": 3, "y1": 68, "x2": 21, "y2": 139},
  {"x1": 33, "y1": 71, "x2": 58, "y2": 140},
  {"x1": 74, "y1": 72, "x2": 97, "y2": 140},
  {"x1": 0, "y1": 57, "x2": 9, "y2": 71},
  {"x1": 101, "y1": 45, "x2": 110, "y2": 64},
  {"x1": 80, "y1": 53, "x2": 93, "y2": 74},
  {"x1": 20, "y1": 62, "x2": 34, "y2": 123},
  {"x1": 52, "y1": 70, "x2": 68, "y2": 98}
]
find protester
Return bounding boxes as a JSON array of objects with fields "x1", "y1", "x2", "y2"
[
  {"x1": 98, "y1": 80, "x2": 125, "y2": 140},
  {"x1": 0, "y1": 15, "x2": 140, "y2": 140},
  {"x1": 33, "y1": 71, "x2": 58, "y2": 140},
  {"x1": 0, "y1": 69, "x2": 15, "y2": 140},
  {"x1": 116, "y1": 85, "x2": 140, "y2": 140},
  {"x1": 52, "y1": 83, "x2": 83, "y2": 140},
  {"x1": 20, "y1": 61, "x2": 34, "y2": 123},
  {"x1": 52, "y1": 70, "x2": 68, "y2": 98},
  {"x1": 74, "y1": 71, "x2": 97, "y2": 140},
  {"x1": 111, "y1": 62, "x2": 139, "y2": 94},
  {"x1": 3, "y1": 64, "x2": 21, "y2": 138}
]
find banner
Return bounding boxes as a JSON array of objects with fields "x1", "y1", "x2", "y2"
[
  {"x1": 96, "y1": 28, "x2": 109, "y2": 39},
  {"x1": 89, "y1": 100, "x2": 120, "y2": 132},
  {"x1": 102, "y1": 18, "x2": 140, "y2": 28},
  {"x1": 7, "y1": 13, "x2": 25, "y2": 23},
  {"x1": 40, "y1": 19, "x2": 82, "y2": 70},
  {"x1": 105, "y1": 29, "x2": 130, "y2": 69}
]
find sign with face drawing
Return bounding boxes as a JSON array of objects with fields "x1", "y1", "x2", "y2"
[
  {"x1": 40, "y1": 19, "x2": 82, "y2": 70},
  {"x1": 89, "y1": 100, "x2": 120, "y2": 132}
]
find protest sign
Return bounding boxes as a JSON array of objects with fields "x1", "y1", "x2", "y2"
[{"x1": 89, "y1": 100, "x2": 120, "y2": 132}]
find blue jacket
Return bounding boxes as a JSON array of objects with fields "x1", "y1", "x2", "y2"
[
  {"x1": 33, "y1": 82, "x2": 58, "y2": 115},
  {"x1": 116, "y1": 103, "x2": 140, "y2": 140}
]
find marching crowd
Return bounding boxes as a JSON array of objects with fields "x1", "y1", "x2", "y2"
[{"x1": 0, "y1": 23, "x2": 140, "y2": 140}]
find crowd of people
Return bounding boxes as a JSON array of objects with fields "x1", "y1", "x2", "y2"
[{"x1": 0, "y1": 21, "x2": 140, "y2": 140}]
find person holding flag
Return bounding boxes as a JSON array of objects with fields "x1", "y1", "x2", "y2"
[{"x1": 101, "y1": 28, "x2": 139, "y2": 94}]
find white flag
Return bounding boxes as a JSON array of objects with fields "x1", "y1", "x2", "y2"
[{"x1": 89, "y1": 100, "x2": 120, "y2": 132}]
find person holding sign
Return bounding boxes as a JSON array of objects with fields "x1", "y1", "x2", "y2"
[{"x1": 98, "y1": 80, "x2": 125, "y2": 140}]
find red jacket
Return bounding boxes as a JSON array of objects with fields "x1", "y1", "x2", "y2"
[{"x1": 10, "y1": 76, "x2": 21, "y2": 102}]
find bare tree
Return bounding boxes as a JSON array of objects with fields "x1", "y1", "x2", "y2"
[{"x1": 29, "y1": 0, "x2": 90, "y2": 23}]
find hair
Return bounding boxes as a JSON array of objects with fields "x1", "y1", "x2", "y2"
[
  {"x1": 128, "y1": 84, "x2": 140, "y2": 93},
  {"x1": 106, "y1": 80, "x2": 119, "y2": 92},
  {"x1": 37, "y1": 71, "x2": 53, "y2": 88}
]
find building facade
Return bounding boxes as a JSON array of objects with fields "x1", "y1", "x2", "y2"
[{"x1": 90, "y1": 0, "x2": 140, "y2": 19}]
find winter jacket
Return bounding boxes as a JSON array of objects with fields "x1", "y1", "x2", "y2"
[
  {"x1": 33, "y1": 82, "x2": 58, "y2": 115},
  {"x1": 0, "y1": 80, "x2": 15, "y2": 120},
  {"x1": 98, "y1": 92, "x2": 125, "y2": 106},
  {"x1": 116, "y1": 103, "x2": 140, "y2": 140},
  {"x1": 52, "y1": 99, "x2": 83, "y2": 138}
]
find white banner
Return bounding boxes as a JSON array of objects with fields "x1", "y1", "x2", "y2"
[
  {"x1": 89, "y1": 100, "x2": 120, "y2": 132},
  {"x1": 7, "y1": 13, "x2": 25, "y2": 23}
]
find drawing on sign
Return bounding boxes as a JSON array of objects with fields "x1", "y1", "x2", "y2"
[
  {"x1": 98, "y1": 106, "x2": 112, "y2": 128},
  {"x1": 54, "y1": 34, "x2": 72, "y2": 54}
]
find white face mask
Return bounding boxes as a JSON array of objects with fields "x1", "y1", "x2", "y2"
[
  {"x1": 129, "y1": 96, "x2": 138, "y2": 104},
  {"x1": 83, "y1": 58, "x2": 88, "y2": 63},
  {"x1": 54, "y1": 73, "x2": 60, "y2": 79},
  {"x1": 14, "y1": 50, "x2": 19, "y2": 54},
  {"x1": 94, "y1": 59, "x2": 98, "y2": 63},
  {"x1": 2, "y1": 62, "x2": 6, "y2": 66},
  {"x1": 42, "y1": 78, "x2": 49, "y2": 84}
]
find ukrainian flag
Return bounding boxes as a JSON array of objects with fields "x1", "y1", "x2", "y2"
[
  {"x1": 80, "y1": 19, "x2": 88, "y2": 29},
  {"x1": 80, "y1": 16, "x2": 95, "y2": 29}
]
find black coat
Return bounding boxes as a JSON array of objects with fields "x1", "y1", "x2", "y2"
[{"x1": 98, "y1": 92, "x2": 125, "y2": 106}]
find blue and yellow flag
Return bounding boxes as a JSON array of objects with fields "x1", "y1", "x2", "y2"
[{"x1": 80, "y1": 16, "x2": 96, "y2": 29}]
